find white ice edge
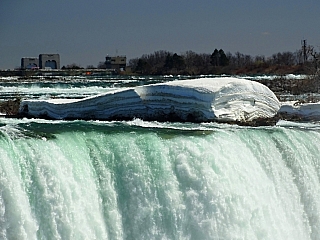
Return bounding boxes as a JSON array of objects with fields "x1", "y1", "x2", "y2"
[
  {"x1": 279, "y1": 101, "x2": 320, "y2": 118},
  {"x1": 19, "y1": 77, "x2": 281, "y2": 122}
]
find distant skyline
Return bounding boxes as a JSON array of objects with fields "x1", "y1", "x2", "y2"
[{"x1": 1, "y1": 0, "x2": 319, "y2": 69}]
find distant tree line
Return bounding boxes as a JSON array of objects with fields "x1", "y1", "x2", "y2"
[
  {"x1": 60, "y1": 44, "x2": 319, "y2": 76},
  {"x1": 61, "y1": 63, "x2": 84, "y2": 69},
  {"x1": 128, "y1": 46, "x2": 320, "y2": 75}
]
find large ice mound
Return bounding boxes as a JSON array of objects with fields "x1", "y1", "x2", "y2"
[{"x1": 19, "y1": 77, "x2": 280, "y2": 123}]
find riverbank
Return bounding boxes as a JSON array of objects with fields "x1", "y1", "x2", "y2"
[{"x1": 0, "y1": 69, "x2": 118, "y2": 77}]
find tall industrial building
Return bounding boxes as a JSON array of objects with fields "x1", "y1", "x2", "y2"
[
  {"x1": 21, "y1": 57, "x2": 39, "y2": 69},
  {"x1": 39, "y1": 54, "x2": 60, "y2": 69},
  {"x1": 21, "y1": 54, "x2": 60, "y2": 69}
]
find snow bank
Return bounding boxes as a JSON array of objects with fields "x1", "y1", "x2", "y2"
[
  {"x1": 279, "y1": 101, "x2": 320, "y2": 120},
  {"x1": 19, "y1": 77, "x2": 280, "y2": 123}
]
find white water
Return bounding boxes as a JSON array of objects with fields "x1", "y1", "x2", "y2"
[{"x1": 0, "y1": 119, "x2": 319, "y2": 239}]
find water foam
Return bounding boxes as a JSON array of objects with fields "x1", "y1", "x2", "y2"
[{"x1": 0, "y1": 122, "x2": 319, "y2": 239}]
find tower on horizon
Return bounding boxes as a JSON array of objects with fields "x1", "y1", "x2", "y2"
[
  {"x1": 39, "y1": 54, "x2": 60, "y2": 69},
  {"x1": 21, "y1": 57, "x2": 39, "y2": 69}
]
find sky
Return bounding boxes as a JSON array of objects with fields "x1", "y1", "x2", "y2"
[{"x1": 0, "y1": 0, "x2": 319, "y2": 69}]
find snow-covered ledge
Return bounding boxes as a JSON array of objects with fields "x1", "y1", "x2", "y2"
[
  {"x1": 19, "y1": 77, "x2": 280, "y2": 123},
  {"x1": 278, "y1": 101, "x2": 320, "y2": 120}
]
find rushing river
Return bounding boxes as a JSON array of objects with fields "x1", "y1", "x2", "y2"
[{"x1": 0, "y1": 75, "x2": 319, "y2": 240}]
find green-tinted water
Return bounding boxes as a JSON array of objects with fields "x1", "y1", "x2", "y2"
[{"x1": 0, "y1": 119, "x2": 319, "y2": 239}]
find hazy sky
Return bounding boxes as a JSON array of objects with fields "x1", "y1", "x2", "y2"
[{"x1": 1, "y1": 0, "x2": 319, "y2": 69}]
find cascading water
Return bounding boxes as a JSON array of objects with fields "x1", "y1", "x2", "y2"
[{"x1": 0, "y1": 119, "x2": 319, "y2": 240}]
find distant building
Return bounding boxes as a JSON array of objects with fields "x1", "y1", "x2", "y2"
[
  {"x1": 39, "y1": 54, "x2": 60, "y2": 69},
  {"x1": 21, "y1": 54, "x2": 61, "y2": 70},
  {"x1": 105, "y1": 55, "x2": 126, "y2": 71},
  {"x1": 21, "y1": 57, "x2": 39, "y2": 69}
]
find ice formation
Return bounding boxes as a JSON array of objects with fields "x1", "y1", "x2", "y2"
[
  {"x1": 279, "y1": 101, "x2": 320, "y2": 120},
  {"x1": 19, "y1": 77, "x2": 280, "y2": 123}
]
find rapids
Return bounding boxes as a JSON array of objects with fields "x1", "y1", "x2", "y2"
[{"x1": 0, "y1": 119, "x2": 320, "y2": 239}]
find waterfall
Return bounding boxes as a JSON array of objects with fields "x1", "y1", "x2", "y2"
[{"x1": 0, "y1": 120, "x2": 319, "y2": 239}]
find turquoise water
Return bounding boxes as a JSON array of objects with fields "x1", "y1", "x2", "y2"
[{"x1": 0, "y1": 76, "x2": 320, "y2": 239}]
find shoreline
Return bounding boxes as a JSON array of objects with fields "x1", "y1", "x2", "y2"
[{"x1": 0, "y1": 69, "x2": 118, "y2": 78}]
